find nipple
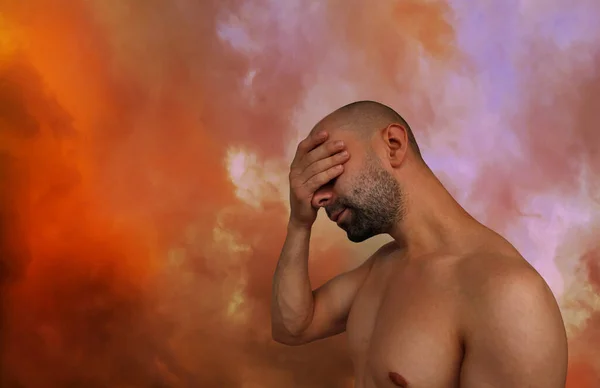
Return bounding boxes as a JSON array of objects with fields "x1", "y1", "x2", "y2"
[{"x1": 389, "y1": 372, "x2": 408, "y2": 387}]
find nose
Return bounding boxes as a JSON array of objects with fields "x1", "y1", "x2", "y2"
[{"x1": 311, "y1": 186, "x2": 334, "y2": 209}]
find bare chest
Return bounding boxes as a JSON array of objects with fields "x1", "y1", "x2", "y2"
[{"x1": 346, "y1": 259, "x2": 463, "y2": 388}]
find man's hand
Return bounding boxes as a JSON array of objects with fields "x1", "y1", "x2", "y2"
[{"x1": 288, "y1": 131, "x2": 349, "y2": 228}]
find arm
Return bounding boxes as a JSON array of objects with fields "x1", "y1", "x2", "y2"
[
  {"x1": 271, "y1": 222, "x2": 375, "y2": 346},
  {"x1": 271, "y1": 128, "x2": 362, "y2": 345},
  {"x1": 459, "y1": 265, "x2": 568, "y2": 387}
]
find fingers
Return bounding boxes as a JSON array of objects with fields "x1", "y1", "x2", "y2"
[
  {"x1": 302, "y1": 149, "x2": 349, "y2": 183},
  {"x1": 292, "y1": 131, "x2": 328, "y2": 167},
  {"x1": 303, "y1": 139, "x2": 346, "y2": 168},
  {"x1": 289, "y1": 131, "x2": 349, "y2": 194},
  {"x1": 304, "y1": 164, "x2": 344, "y2": 193}
]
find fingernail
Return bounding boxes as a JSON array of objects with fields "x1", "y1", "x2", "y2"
[{"x1": 335, "y1": 140, "x2": 344, "y2": 146}]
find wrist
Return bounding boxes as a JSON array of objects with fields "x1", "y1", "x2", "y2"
[{"x1": 287, "y1": 218, "x2": 313, "y2": 234}]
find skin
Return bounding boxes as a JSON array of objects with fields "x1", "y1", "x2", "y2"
[{"x1": 271, "y1": 115, "x2": 568, "y2": 387}]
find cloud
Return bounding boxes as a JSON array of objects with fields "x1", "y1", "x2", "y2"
[{"x1": 1, "y1": 0, "x2": 599, "y2": 386}]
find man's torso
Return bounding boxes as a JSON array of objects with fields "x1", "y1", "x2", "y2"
[{"x1": 346, "y1": 235, "x2": 524, "y2": 388}]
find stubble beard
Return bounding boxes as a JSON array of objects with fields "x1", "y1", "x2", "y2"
[{"x1": 339, "y1": 154, "x2": 405, "y2": 243}]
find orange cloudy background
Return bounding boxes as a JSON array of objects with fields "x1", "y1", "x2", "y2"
[{"x1": 0, "y1": 1, "x2": 599, "y2": 387}]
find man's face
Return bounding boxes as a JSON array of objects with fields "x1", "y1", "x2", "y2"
[{"x1": 315, "y1": 131, "x2": 405, "y2": 243}]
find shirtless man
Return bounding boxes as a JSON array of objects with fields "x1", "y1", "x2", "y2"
[{"x1": 270, "y1": 101, "x2": 568, "y2": 387}]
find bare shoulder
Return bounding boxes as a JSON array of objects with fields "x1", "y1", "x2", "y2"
[
  {"x1": 455, "y1": 251, "x2": 568, "y2": 387},
  {"x1": 364, "y1": 240, "x2": 403, "y2": 266},
  {"x1": 455, "y1": 251, "x2": 558, "y2": 310},
  {"x1": 373, "y1": 240, "x2": 403, "y2": 258},
  {"x1": 455, "y1": 251, "x2": 564, "y2": 325},
  {"x1": 331, "y1": 241, "x2": 397, "y2": 285}
]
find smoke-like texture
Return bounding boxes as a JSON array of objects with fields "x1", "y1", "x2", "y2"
[{"x1": 0, "y1": 0, "x2": 598, "y2": 387}]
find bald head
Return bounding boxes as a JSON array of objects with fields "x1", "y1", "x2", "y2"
[
  {"x1": 312, "y1": 100, "x2": 422, "y2": 159},
  {"x1": 305, "y1": 101, "x2": 424, "y2": 242}
]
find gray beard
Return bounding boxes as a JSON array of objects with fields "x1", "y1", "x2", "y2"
[{"x1": 338, "y1": 155, "x2": 405, "y2": 243}]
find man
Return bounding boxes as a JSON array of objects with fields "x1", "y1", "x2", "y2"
[{"x1": 270, "y1": 101, "x2": 568, "y2": 387}]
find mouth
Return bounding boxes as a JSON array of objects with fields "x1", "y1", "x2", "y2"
[{"x1": 331, "y1": 208, "x2": 346, "y2": 223}]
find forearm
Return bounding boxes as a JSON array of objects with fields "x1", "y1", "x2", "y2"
[{"x1": 271, "y1": 221, "x2": 315, "y2": 338}]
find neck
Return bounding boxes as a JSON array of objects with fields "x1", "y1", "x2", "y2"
[{"x1": 388, "y1": 163, "x2": 483, "y2": 257}]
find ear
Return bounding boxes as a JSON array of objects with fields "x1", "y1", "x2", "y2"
[{"x1": 379, "y1": 123, "x2": 409, "y2": 168}]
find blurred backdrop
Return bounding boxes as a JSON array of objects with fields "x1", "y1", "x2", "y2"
[{"x1": 0, "y1": 0, "x2": 599, "y2": 387}]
